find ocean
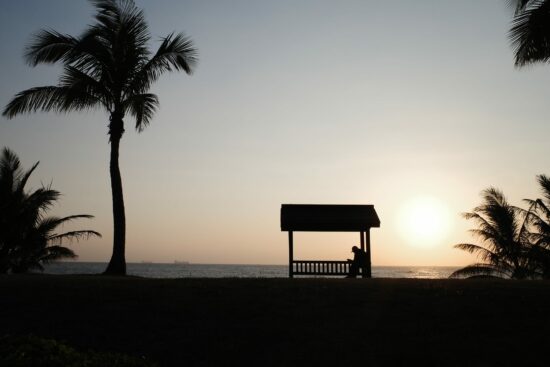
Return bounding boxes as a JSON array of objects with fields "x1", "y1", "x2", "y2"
[{"x1": 42, "y1": 262, "x2": 458, "y2": 279}]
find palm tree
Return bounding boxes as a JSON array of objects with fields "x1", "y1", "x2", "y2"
[
  {"x1": 508, "y1": 0, "x2": 550, "y2": 67},
  {"x1": 450, "y1": 188, "x2": 532, "y2": 279},
  {"x1": 9, "y1": 214, "x2": 101, "y2": 273},
  {"x1": 2, "y1": 0, "x2": 198, "y2": 275},
  {"x1": 0, "y1": 147, "x2": 55, "y2": 273},
  {"x1": 0, "y1": 147, "x2": 100, "y2": 273},
  {"x1": 522, "y1": 175, "x2": 550, "y2": 278}
]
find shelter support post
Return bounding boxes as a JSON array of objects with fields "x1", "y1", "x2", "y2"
[
  {"x1": 288, "y1": 231, "x2": 294, "y2": 278},
  {"x1": 360, "y1": 231, "x2": 366, "y2": 278},
  {"x1": 365, "y1": 229, "x2": 372, "y2": 278}
]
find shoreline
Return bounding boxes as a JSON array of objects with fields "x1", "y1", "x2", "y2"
[{"x1": 40, "y1": 263, "x2": 460, "y2": 279}]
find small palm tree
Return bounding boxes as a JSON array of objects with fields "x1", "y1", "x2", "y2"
[
  {"x1": 522, "y1": 175, "x2": 550, "y2": 278},
  {"x1": 2, "y1": 0, "x2": 198, "y2": 275},
  {"x1": 450, "y1": 188, "x2": 532, "y2": 279},
  {"x1": 0, "y1": 148, "x2": 100, "y2": 273},
  {"x1": 508, "y1": 0, "x2": 550, "y2": 67},
  {"x1": 0, "y1": 147, "x2": 57, "y2": 273}
]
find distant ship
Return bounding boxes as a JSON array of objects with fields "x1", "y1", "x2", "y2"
[{"x1": 174, "y1": 260, "x2": 190, "y2": 264}]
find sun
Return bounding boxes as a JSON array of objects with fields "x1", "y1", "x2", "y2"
[{"x1": 397, "y1": 196, "x2": 450, "y2": 248}]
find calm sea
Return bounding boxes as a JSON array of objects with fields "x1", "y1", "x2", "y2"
[{"x1": 42, "y1": 262, "x2": 457, "y2": 279}]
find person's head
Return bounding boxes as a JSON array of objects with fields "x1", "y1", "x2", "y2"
[{"x1": 352, "y1": 246, "x2": 359, "y2": 253}]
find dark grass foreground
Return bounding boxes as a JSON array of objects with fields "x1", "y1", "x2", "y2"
[{"x1": 1, "y1": 276, "x2": 549, "y2": 367}]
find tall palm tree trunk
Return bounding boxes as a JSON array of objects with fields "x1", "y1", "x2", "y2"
[{"x1": 104, "y1": 113, "x2": 126, "y2": 275}]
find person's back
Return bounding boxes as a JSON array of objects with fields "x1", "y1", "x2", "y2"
[
  {"x1": 347, "y1": 246, "x2": 366, "y2": 278},
  {"x1": 354, "y1": 247, "x2": 366, "y2": 266}
]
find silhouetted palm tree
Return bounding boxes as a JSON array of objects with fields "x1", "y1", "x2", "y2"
[
  {"x1": 10, "y1": 214, "x2": 101, "y2": 273},
  {"x1": 2, "y1": 0, "x2": 197, "y2": 274},
  {"x1": 522, "y1": 175, "x2": 550, "y2": 278},
  {"x1": 508, "y1": 0, "x2": 550, "y2": 67},
  {"x1": 450, "y1": 188, "x2": 532, "y2": 279},
  {"x1": 0, "y1": 148, "x2": 100, "y2": 273}
]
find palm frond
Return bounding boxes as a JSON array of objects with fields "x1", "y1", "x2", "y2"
[
  {"x1": 59, "y1": 66, "x2": 111, "y2": 109},
  {"x1": 508, "y1": 0, "x2": 537, "y2": 13},
  {"x1": 454, "y1": 243, "x2": 500, "y2": 263},
  {"x1": 24, "y1": 188, "x2": 60, "y2": 216},
  {"x1": 48, "y1": 230, "x2": 101, "y2": 245},
  {"x1": 463, "y1": 211, "x2": 497, "y2": 230},
  {"x1": 0, "y1": 148, "x2": 21, "y2": 174},
  {"x1": 468, "y1": 228, "x2": 500, "y2": 244},
  {"x1": 15, "y1": 162, "x2": 40, "y2": 196},
  {"x1": 151, "y1": 32, "x2": 198, "y2": 75},
  {"x1": 38, "y1": 214, "x2": 95, "y2": 233},
  {"x1": 509, "y1": 1, "x2": 550, "y2": 67},
  {"x1": 535, "y1": 199, "x2": 550, "y2": 217},
  {"x1": 462, "y1": 212, "x2": 500, "y2": 242},
  {"x1": 92, "y1": 0, "x2": 128, "y2": 29},
  {"x1": 473, "y1": 192, "x2": 519, "y2": 244},
  {"x1": 449, "y1": 263, "x2": 511, "y2": 279},
  {"x1": 480, "y1": 187, "x2": 508, "y2": 207},
  {"x1": 92, "y1": 0, "x2": 146, "y2": 35},
  {"x1": 536, "y1": 174, "x2": 550, "y2": 203},
  {"x1": 2, "y1": 86, "x2": 99, "y2": 118},
  {"x1": 66, "y1": 30, "x2": 113, "y2": 79},
  {"x1": 91, "y1": 0, "x2": 150, "y2": 62},
  {"x1": 523, "y1": 199, "x2": 550, "y2": 227},
  {"x1": 124, "y1": 93, "x2": 159, "y2": 131},
  {"x1": 0, "y1": 148, "x2": 22, "y2": 193},
  {"x1": 511, "y1": 204, "x2": 534, "y2": 248},
  {"x1": 24, "y1": 25, "x2": 110, "y2": 83},
  {"x1": 128, "y1": 32, "x2": 197, "y2": 95},
  {"x1": 24, "y1": 29, "x2": 79, "y2": 66}
]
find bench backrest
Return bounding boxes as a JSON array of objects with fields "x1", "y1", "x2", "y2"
[{"x1": 292, "y1": 260, "x2": 365, "y2": 276}]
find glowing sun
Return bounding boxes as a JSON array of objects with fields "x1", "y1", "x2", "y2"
[{"x1": 398, "y1": 196, "x2": 450, "y2": 248}]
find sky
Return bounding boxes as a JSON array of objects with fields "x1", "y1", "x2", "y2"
[{"x1": 1, "y1": 0, "x2": 549, "y2": 266}]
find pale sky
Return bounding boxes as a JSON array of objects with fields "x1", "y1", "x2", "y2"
[{"x1": 1, "y1": 1, "x2": 549, "y2": 266}]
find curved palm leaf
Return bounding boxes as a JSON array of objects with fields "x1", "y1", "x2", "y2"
[
  {"x1": 48, "y1": 230, "x2": 102, "y2": 245},
  {"x1": 2, "y1": 86, "x2": 100, "y2": 118},
  {"x1": 536, "y1": 174, "x2": 550, "y2": 202},
  {"x1": 509, "y1": 0, "x2": 550, "y2": 66},
  {"x1": 59, "y1": 66, "x2": 112, "y2": 107},
  {"x1": 24, "y1": 30, "x2": 79, "y2": 66},
  {"x1": 124, "y1": 93, "x2": 159, "y2": 131},
  {"x1": 508, "y1": 0, "x2": 538, "y2": 13},
  {"x1": 126, "y1": 32, "x2": 197, "y2": 97},
  {"x1": 454, "y1": 243, "x2": 500, "y2": 264},
  {"x1": 24, "y1": 188, "x2": 60, "y2": 216},
  {"x1": 36, "y1": 215, "x2": 95, "y2": 234},
  {"x1": 450, "y1": 263, "x2": 512, "y2": 279}
]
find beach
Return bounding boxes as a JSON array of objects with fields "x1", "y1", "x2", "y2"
[{"x1": 2, "y1": 275, "x2": 549, "y2": 366}]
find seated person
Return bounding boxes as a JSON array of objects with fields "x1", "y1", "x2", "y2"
[{"x1": 346, "y1": 245, "x2": 366, "y2": 278}]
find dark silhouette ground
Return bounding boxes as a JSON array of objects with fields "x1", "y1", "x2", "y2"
[{"x1": 1, "y1": 276, "x2": 549, "y2": 366}]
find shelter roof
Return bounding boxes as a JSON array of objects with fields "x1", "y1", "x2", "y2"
[{"x1": 281, "y1": 204, "x2": 380, "y2": 232}]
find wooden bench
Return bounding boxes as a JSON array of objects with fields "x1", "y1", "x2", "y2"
[{"x1": 292, "y1": 260, "x2": 366, "y2": 276}]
